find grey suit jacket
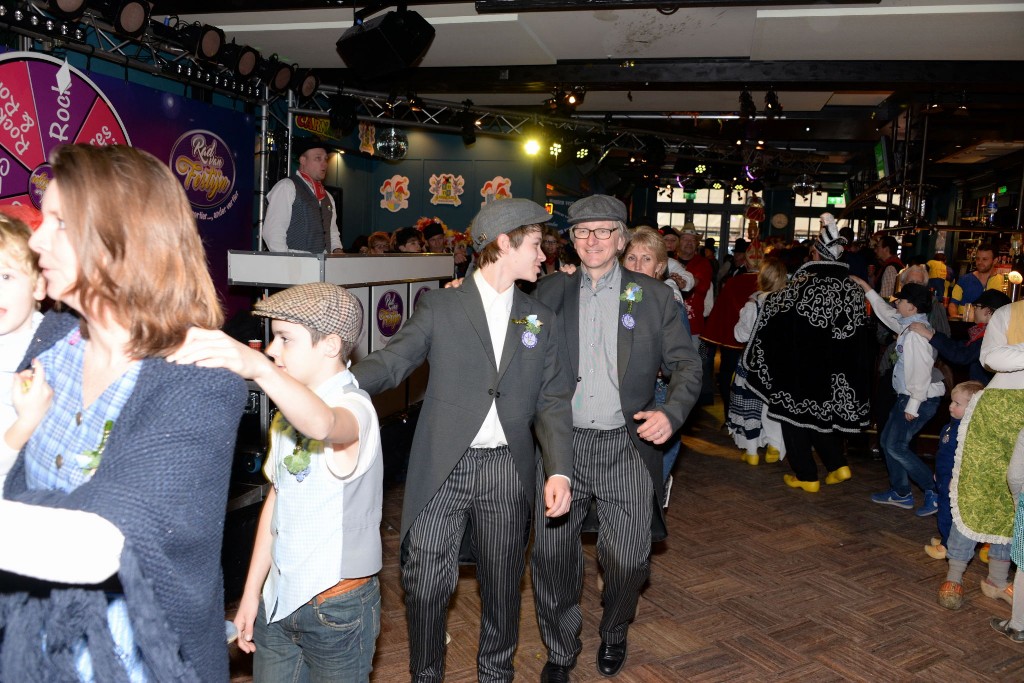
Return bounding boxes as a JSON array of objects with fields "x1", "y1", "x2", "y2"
[
  {"x1": 533, "y1": 266, "x2": 701, "y2": 541},
  {"x1": 352, "y1": 273, "x2": 575, "y2": 540}
]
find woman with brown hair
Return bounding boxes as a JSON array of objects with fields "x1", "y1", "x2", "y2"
[{"x1": 0, "y1": 144, "x2": 247, "y2": 681}]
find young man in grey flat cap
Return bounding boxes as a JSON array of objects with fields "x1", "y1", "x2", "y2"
[
  {"x1": 352, "y1": 198, "x2": 575, "y2": 683},
  {"x1": 530, "y1": 194, "x2": 701, "y2": 681}
]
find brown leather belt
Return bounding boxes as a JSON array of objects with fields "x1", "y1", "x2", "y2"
[{"x1": 309, "y1": 576, "x2": 372, "y2": 606}]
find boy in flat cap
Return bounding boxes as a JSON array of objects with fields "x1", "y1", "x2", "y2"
[
  {"x1": 170, "y1": 282, "x2": 383, "y2": 680},
  {"x1": 530, "y1": 194, "x2": 701, "y2": 681},
  {"x1": 263, "y1": 137, "x2": 343, "y2": 254},
  {"x1": 352, "y1": 198, "x2": 574, "y2": 682}
]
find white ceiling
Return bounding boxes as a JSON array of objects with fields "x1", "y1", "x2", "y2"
[{"x1": 174, "y1": 1, "x2": 1024, "y2": 113}]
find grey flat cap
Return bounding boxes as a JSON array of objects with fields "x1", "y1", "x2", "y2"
[
  {"x1": 568, "y1": 194, "x2": 627, "y2": 225},
  {"x1": 470, "y1": 198, "x2": 551, "y2": 250}
]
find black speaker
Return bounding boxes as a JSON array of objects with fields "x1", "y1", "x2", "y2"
[{"x1": 336, "y1": 10, "x2": 435, "y2": 80}]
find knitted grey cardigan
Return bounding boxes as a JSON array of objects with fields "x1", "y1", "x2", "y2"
[{"x1": 0, "y1": 311, "x2": 247, "y2": 681}]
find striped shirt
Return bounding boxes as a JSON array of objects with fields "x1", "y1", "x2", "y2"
[{"x1": 574, "y1": 263, "x2": 625, "y2": 429}]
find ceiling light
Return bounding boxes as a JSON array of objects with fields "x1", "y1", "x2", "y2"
[
  {"x1": 259, "y1": 55, "x2": 295, "y2": 94},
  {"x1": 459, "y1": 99, "x2": 476, "y2": 146},
  {"x1": 178, "y1": 22, "x2": 225, "y2": 61},
  {"x1": 93, "y1": 0, "x2": 150, "y2": 38},
  {"x1": 738, "y1": 89, "x2": 756, "y2": 120},
  {"x1": 33, "y1": 0, "x2": 86, "y2": 20},
  {"x1": 290, "y1": 68, "x2": 319, "y2": 101},
  {"x1": 220, "y1": 42, "x2": 261, "y2": 79},
  {"x1": 764, "y1": 88, "x2": 782, "y2": 119},
  {"x1": 792, "y1": 174, "x2": 815, "y2": 197}
]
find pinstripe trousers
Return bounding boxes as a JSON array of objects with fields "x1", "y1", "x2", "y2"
[
  {"x1": 402, "y1": 446, "x2": 532, "y2": 683},
  {"x1": 531, "y1": 426, "x2": 653, "y2": 665}
]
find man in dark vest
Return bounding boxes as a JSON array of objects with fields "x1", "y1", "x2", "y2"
[{"x1": 263, "y1": 137, "x2": 343, "y2": 253}]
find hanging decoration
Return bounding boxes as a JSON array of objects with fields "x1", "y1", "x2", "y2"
[
  {"x1": 745, "y1": 194, "x2": 765, "y2": 224},
  {"x1": 358, "y1": 122, "x2": 375, "y2": 155},
  {"x1": 480, "y1": 176, "x2": 512, "y2": 207},
  {"x1": 379, "y1": 175, "x2": 410, "y2": 212},
  {"x1": 376, "y1": 126, "x2": 409, "y2": 161},
  {"x1": 429, "y1": 173, "x2": 465, "y2": 206}
]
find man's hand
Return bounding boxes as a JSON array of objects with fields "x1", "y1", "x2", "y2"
[
  {"x1": 445, "y1": 277, "x2": 465, "y2": 289},
  {"x1": 907, "y1": 321, "x2": 934, "y2": 340},
  {"x1": 167, "y1": 328, "x2": 272, "y2": 381},
  {"x1": 543, "y1": 475, "x2": 571, "y2": 517},
  {"x1": 634, "y1": 410, "x2": 673, "y2": 445}
]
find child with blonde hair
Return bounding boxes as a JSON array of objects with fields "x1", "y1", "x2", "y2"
[{"x1": 0, "y1": 213, "x2": 47, "y2": 491}]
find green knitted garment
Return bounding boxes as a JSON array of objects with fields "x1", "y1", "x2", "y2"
[{"x1": 953, "y1": 389, "x2": 1024, "y2": 543}]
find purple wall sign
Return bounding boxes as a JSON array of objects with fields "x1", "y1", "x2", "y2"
[{"x1": 376, "y1": 289, "x2": 404, "y2": 338}]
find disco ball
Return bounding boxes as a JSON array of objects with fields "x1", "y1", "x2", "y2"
[
  {"x1": 376, "y1": 127, "x2": 409, "y2": 161},
  {"x1": 792, "y1": 174, "x2": 815, "y2": 198}
]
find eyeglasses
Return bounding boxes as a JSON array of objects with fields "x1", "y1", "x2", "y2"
[{"x1": 572, "y1": 227, "x2": 614, "y2": 240}]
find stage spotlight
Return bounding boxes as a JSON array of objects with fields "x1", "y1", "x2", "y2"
[
  {"x1": 406, "y1": 93, "x2": 424, "y2": 111},
  {"x1": 524, "y1": 138, "x2": 541, "y2": 156},
  {"x1": 459, "y1": 100, "x2": 477, "y2": 146},
  {"x1": 694, "y1": 162, "x2": 707, "y2": 175},
  {"x1": 32, "y1": 0, "x2": 86, "y2": 20},
  {"x1": 92, "y1": 0, "x2": 150, "y2": 38},
  {"x1": 290, "y1": 68, "x2": 319, "y2": 100},
  {"x1": 176, "y1": 22, "x2": 225, "y2": 61},
  {"x1": 259, "y1": 55, "x2": 295, "y2": 94},
  {"x1": 764, "y1": 88, "x2": 782, "y2": 118},
  {"x1": 738, "y1": 88, "x2": 756, "y2": 120},
  {"x1": 220, "y1": 41, "x2": 261, "y2": 79}
]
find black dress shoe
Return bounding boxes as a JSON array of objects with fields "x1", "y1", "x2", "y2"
[
  {"x1": 540, "y1": 661, "x2": 572, "y2": 683},
  {"x1": 596, "y1": 640, "x2": 627, "y2": 677}
]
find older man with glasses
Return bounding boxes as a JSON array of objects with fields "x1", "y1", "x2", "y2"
[{"x1": 529, "y1": 194, "x2": 701, "y2": 681}]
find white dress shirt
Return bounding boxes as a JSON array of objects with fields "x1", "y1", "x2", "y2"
[
  {"x1": 262, "y1": 175, "x2": 342, "y2": 253},
  {"x1": 469, "y1": 269, "x2": 513, "y2": 448}
]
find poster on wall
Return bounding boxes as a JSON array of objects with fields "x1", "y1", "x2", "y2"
[
  {"x1": 429, "y1": 173, "x2": 464, "y2": 206},
  {"x1": 0, "y1": 54, "x2": 130, "y2": 210},
  {"x1": 380, "y1": 174, "x2": 410, "y2": 212},
  {"x1": 0, "y1": 51, "x2": 256, "y2": 320},
  {"x1": 370, "y1": 284, "x2": 406, "y2": 351},
  {"x1": 359, "y1": 122, "x2": 375, "y2": 155},
  {"x1": 348, "y1": 286, "x2": 370, "y2": 362},
  {"x1": 480, "y1": 175, "x2": 512, "y2": 206},
  {"x1": 409, "y1": 281, "x2": 438, "y2": 316}
]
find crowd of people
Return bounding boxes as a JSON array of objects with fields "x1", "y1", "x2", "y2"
[{"x1": 3, "y1": 142, "x2": 1024, "y2": 682}]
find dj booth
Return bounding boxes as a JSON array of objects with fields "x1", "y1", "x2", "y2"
[{"x1": 222, "y1": 251, "x2": 454, "y2": 597}]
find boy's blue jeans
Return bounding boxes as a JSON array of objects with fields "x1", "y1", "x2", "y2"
[
  {"x1": 254, "y1": 576, "x2": 381, "y2": 683},
  {"x1": 881, "y1": 394, "x2": 941, "y2": 495},
  {"x1": 946, "y1": 523, "x2": 1011, "y2": 563}
]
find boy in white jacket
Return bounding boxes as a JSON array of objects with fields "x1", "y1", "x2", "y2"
[{"x1": 851, "y1": 278, "x2": 945, "y2": 516}]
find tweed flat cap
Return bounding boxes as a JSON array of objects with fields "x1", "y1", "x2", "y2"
[
  {"x1": 568, "y1": 194, "x2": 627, "y2": 225},
  {"x1": 253, "y1": 282, "x2": 362, "y2": 343},
  {"x1": 470, "y1": 198, "x2": 551, "y2": 250}
]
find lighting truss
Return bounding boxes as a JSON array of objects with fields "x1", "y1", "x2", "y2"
[{"x1": 0, "y1": 2, "x2": 264, "y2": 101}]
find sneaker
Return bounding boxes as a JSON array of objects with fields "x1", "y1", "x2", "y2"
[
  {"x1": 663, "y1": 474, "x2": 674, "y2": 508},
  {"x1": 981, "y1": 578, "x2": 1014, "y2": 605},
  {"x1": 990, "y1": 618, "x2": 1024, "y2": 643},
  {"x1": 938, "y1": 580, "x2": 964, "y2": 610},
  {"x1": 924, "y1": 543, "x2": 946, "y2": 560},
  {"x1": 870, "y1": 489, "x2": 914, "y2": 509},
  {"x1": 915, "y1": 490, "x2": 939, "y2": 517}
]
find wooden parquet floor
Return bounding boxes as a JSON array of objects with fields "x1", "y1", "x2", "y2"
[{"x1": 230, "y1": 404, "x2": 1024, "y2": 681}]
